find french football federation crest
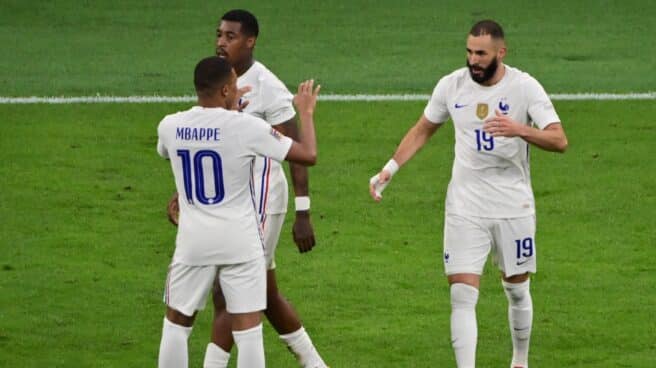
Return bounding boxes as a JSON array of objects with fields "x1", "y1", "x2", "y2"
[
  {"x1": 476, "y1": 103, "x2": 489, "y2": 119},
  {"x1": 498, "y1": 98, "x2": 510, "y2": 115}
]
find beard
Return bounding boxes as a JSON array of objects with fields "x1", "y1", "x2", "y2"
[{"x1": 467, "y1": 57, "x2": 498, "y2": 84}]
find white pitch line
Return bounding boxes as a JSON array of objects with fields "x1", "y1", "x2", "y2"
[
  {"x1": 0, "y1": 93, "x2": 654, "y2": 104},
  {"x1": 550, "y1": 93, "x2": 656, "y2": 101}
]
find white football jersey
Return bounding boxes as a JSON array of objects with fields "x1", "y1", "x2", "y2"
[
  {"x1": 238, "y1": 61, "x2": 296, "y2": 218},
  {"x1": 424, "y1": 65, "x2": 560, "y2": 218},
  {"x1": 157, "y1": 106, "x2": 293, "y2": 265}
]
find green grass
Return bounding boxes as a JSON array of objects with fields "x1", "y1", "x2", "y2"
[
  {"x1": 1, "y1": 1, "x2": 655, "y2": 366},
  {"x1": 1, "y1": 0, "x2": 654, "y2": 95},
  {"x1": 1, "y1": 100, "x2": 654, "y2": 367}
]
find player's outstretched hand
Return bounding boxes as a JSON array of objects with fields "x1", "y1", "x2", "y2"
[
  {"x1": 167, "y1": 192, "x2": 179, "y2": 226},
  {"x1": 293, "y1": 79, "x2": 321, "y2": 116},
  {"x1": 369, "y1": 170, "x2": 392, "y2": 202}
]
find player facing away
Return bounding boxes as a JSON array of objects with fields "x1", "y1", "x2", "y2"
[
  {"x1": 369, "y1": 20, "x2": 568, "y2": 368},
  {"x1": 179, "y1": 9, "x2": 326, "y2": 368},
  {"x1": 167, "y1": 9, "x2": 328, "y2": 368},
  {"x1": 156, "y1": 56, "x2": 320, "y2": 368}
]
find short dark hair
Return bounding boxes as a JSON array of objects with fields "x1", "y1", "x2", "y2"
[
  {"x1": 469, "y1": 20, "x2": 505, "y2": 39},
  {"x1": 194, "y1": 56, "x2": 232, "y2": 97},
  {"x1": 221, "y1": 9, "x2": 259, "y2": 37}
]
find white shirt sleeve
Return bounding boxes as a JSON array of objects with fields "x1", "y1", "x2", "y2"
[
  {"x1": 241, "y1": 116, "x2": 293, "y2": 162},
  {"x1": 523, "y1": 76, "x2": 561, "y2": 129},
  {"x1": 423, "y1": 77, "x2": 450, "y2": 124},
  {"x1": 261, "y1": 77, "x2": 296, "y2": 125},
  {"x1": 156, "y1": 122, "x2": 169, "y2": 158}
]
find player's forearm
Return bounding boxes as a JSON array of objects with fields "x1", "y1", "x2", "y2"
[
  {"x1": 392, "y1": 119, "x2": 440, "y2": 167},
  {"x1": 392, "y1": 131, "x2": 424, "y2": 167},
  {"x1": 297, "y1": 112, "x2": 317, "y2": 163},
  {"x1": 520, "y1": 124, "x2": 568, "y2": 153},
  {"x1": 289, "y1": 162, "x2": 309, "y2": 196},
  {"x1": 280, "y1": 118, "x2": 311, "y2": 196}
]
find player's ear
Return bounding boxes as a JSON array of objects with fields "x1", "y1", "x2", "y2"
[
  {"x1": 495, "y1": 40, "x2": 507, "y2": 59},
  {"x1": 246, "y1": 36, "x2": 256, "y2": 49},
  {"x1": 498, "y1": 46, "x2": 507, "y2": 59}
]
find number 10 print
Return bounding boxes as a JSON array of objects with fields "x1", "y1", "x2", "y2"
[{"x1": 177, "y1": 149, "x2": 226, "y2": 205}]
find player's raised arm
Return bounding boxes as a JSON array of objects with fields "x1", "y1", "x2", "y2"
[
  {"x1": 369, "y1": 114, "x2": 442, "y2": 201},
  {"x1": 285, "y1": 79, "x2": 320, "y2": 165}
]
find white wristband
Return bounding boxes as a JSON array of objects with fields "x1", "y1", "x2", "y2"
[
  {"x1": 383, "y1": 159, "x2": 399, "y2": 177},
  {"x1": 295, "y1": 196, "x2": 310, "y2": 211}
]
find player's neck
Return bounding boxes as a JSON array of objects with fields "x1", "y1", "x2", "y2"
[
  {"x1": 197, "y1": 96, "x2": 229, "y2": 109},
  {"x1": 234, "y1": 57, "x2": 254, "y2": 77},
  {"x1": 480, "y1": 63, "x2": 506, "y2": 87}
]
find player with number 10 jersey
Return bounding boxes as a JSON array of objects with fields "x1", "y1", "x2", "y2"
[{"x1": 157, "y1": 107, "x2": 293, "y2": 266}]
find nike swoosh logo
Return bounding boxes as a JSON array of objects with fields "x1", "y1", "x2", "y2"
[
  {"x1": 454, "y1": 103, "x2": 467, "y2": 108},
  {"x1": 516, "y1": 259, "x2": 531, "y2": 266}
]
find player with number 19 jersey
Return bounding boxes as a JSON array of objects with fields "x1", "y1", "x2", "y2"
[
  {"x1": 424, "y1": 65, "x2": 560, "y2": 218},
  {"x1": 157, "y1": 106, "x2": 292, "y2": 265}
]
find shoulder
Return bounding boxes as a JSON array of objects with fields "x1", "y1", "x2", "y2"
[
  {"x1": 236, "y1": 111, "x2": 269, "y2": 129},
  {"x1": 434, "y1": 67, "x2": 469, "y2": 91},
  {"x1": 429, "y1": 67, "x2": 468, "y2": 98},
  {"x1": 507, "y1": 65, "x2": 544, "y2": 90},
  {"x1": 237, "y1": 113, "x2": 280, "y2": 146},
  {"x1": 158, "y1": 107, "x2": 192, "y2": 131},
  {"x1": 443, "y1": 67, "x2": 469, "y2": 84},
  {"x1": 250, "y1": 61, "x2": 290, "y2": 92}
]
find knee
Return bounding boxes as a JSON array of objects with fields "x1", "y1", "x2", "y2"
[
  {"x1": 165, "y1": 308, "x2": 195, "y2": 328},
  {"x1": 450, "y1": 283, "x2": 479, "y2": 309},
  {"x1": 503, "y1": 279, "x2": 531, "y2": 306},
  {"x1": 232, "y1": 313, "x2": 263, "y2": 332},
  {"x1": 265, "y1": 288, "x2": 287, "y2": 309}
]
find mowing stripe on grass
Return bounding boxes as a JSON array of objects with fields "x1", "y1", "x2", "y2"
[{"x1": 0, "y1": 92, "x2": 654, "y2": 104}]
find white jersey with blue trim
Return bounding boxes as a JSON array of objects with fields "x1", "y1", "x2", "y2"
[
  {"x1": 423, "y1": 65, "x2": 561, "y2": 218},
  {"x1": 237, "y1": 61, "x2": 296, "y2": 218},
  {"x1": 157, "y1": 106, "x2": 292, "y2": 265}
]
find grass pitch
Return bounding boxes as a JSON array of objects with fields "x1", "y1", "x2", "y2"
[
  {"x1": 1, "y1": 0, "x2": 655, "y2": 366},
  {"x1": 1, "y1": 0, "x2": 654, "y2": 95},
  {"x1": 1, "y1": 100, "x2": 654, "y2": 367}
]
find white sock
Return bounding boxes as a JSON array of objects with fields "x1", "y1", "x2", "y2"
[
  {"x1": 280, "y1": 327, "x2": 327, "y2": 368},
  {"x1": 450, "y1": 283, "x2": 479, "y2": 368},
  {"x1": 503, "y1": 279, "x2": 532, "y2": 368},
  {"x1": 203, "y1": 342, "x2": 231, "y2": 368},
  {"x1": 158, "y1": 318, "x2": 193, "y2": 368},
  {"x1": 233, "y1": 323, "x2": 265, "y2": 368}
]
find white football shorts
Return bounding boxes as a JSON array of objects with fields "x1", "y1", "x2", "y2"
[
  {"x1": 262, "y1": 213, "x2": 285, "y2": 270},
  {"x1": 164, "y1": 256, "x2": 266, "y2": 316},
  {"x1": 443, "y1": 213, "x2": 536, "y2": 277}
]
